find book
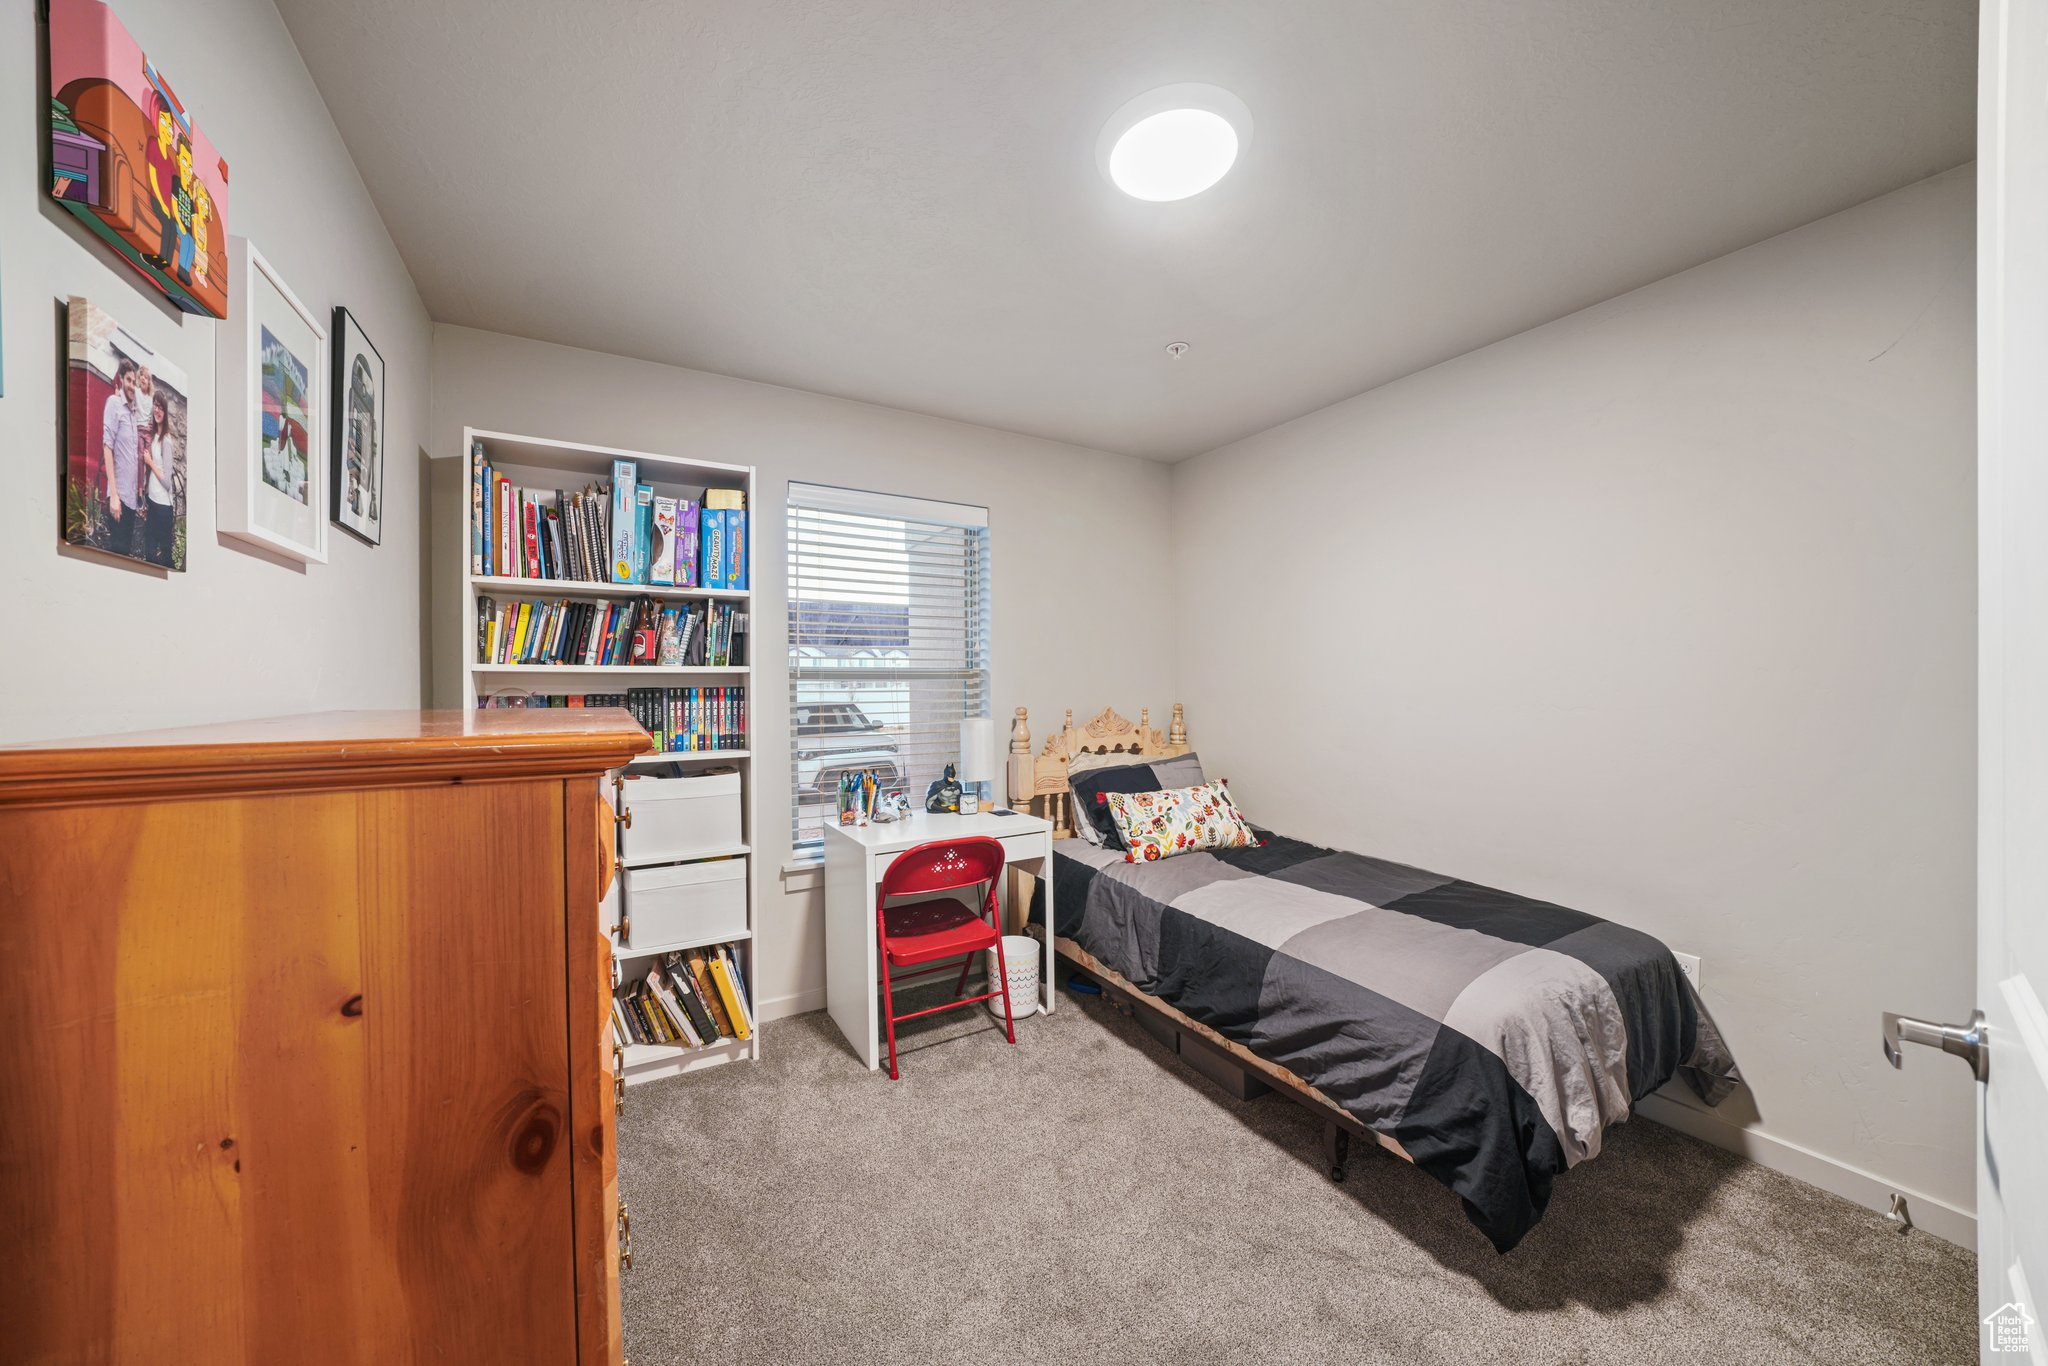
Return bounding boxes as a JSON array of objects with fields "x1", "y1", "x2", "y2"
[
  {"x1": 628, "y1": 986, "x2": 664, "y2": 1043},
  {"x1": 634, "y1": 484, "x2": 655, "y2": 585},
  {"x1": 611, "y1": 996, "x2": 635, "y2": 1048},
  {"x1": 500, "y1": 474, "x2": 515, "y2": 576},
  {"x1": 725, "y1": 511, "x2": 747, "y2": 590},
  {"x1": 470, "y1": 442, "x2": 486, "y2": 574},
  {"x1": 684, "y1": 949, "x2": 734, "y2": 1037},
  {"x1": 708, "y1": 952, "x2": 751, "y2": 1040},
  {"x1": 609, "y1": 460, "x2": 637, "y2": 583},
  {"x1": 662, "y1": 952, "x2": 721, "y2": 1042},
  {"x1": 614, "y1": 992, "x2": 645, "y2": 1045},
  {"x1": 650, "y1": 495, "x2": 678, "y2": 586},
  {"x1": 543, "y1": 502, "x2": 567, "y2": 580},
  {"x1": 675, "y1": 499, "x2": 700, "y2": 588},
  {"x1": 702, "y1": 508, "x2": 727, "y2": 591},
  {"x1": 712, "y1": 946, "x2": 754, "y2": 1037},
  {"x1": 705, "y1": 488, "x2": 745, "y2": 511},
  {"x1": 645, "y1": 963, "x2": 704, "y2": 1047},
  {"x1": 719, "y1": 940, "x2": 751, "y2": 1004}
]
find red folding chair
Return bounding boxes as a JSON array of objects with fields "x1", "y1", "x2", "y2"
[{"x1": 876, "y1": 836, "x2": 1017, "y2": 1080}]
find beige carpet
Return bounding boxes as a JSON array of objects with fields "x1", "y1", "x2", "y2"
[{"x1": 619, "y1": 978, "x2": 1976, "y2": 1365}]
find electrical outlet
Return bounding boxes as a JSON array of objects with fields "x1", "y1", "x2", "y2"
[{"x1": 1674, "y1": 952, "x2": 1702, "y2": 990}]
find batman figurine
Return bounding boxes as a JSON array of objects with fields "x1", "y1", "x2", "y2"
[{"x1": 925, "y1": 763, "x2": 963, "y2": 814}]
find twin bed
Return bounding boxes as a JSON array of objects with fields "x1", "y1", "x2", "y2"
[{"x1": 1009, "y1": 705, "x2": 1739, "y2": 1253}]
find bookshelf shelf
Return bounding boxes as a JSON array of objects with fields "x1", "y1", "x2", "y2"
[
  {"x1": 611, "y1": 926, "x2": 754, "y2": 960},
  {"x1": 620, "y1": 843, "x2": 750, "y2": 870},
  {"x1": 628, "y1": 749, "x2": 750, "y2": 766},
  {"x1": 621, "y1": 1034, "x2": 751, "y2": 1085},
  {"x1": 445, "y1": 427, "x2": 761, "y2": 1091},
  {"x1": 470, "y1": 662, "x2": 750, "y2": 677},
  {"x1": 468, "y1": 574, "x2": 751, "y2": 603}
]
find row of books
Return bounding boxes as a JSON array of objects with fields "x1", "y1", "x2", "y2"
[
  {"x1": 476, "y1": 595, "x2": 747, "y2": 668},
  {"x1": 470, "y1": 442, "x2": 614, "y2": 582},
  {"x1": 615, "y1": 943, "x2": 753, "y2": 1050},
  {"x1": 625, "y1": 686, "x2": 747, "y2": 753},
  {"x1": 466, "y1": 442, "x2": 750, "y2": 591},
  {"x1": 473, "y1": 688, "x2": 749, "y2": 752}
]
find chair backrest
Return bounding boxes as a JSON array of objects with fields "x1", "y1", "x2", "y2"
[{"x1": 878, "y1": 836, "x2": 1006, "y2": 901}]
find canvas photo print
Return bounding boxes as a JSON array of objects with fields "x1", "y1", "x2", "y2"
[
  {"x1": 47, "y1": 0, "x2": 229, "y2": 319},
  {"x1": 65, "y1": 296, "x2": 188, "y2": 570}
]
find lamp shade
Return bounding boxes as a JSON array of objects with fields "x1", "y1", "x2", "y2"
[{"x1": 958, "y1": 717, "x2": 996, "y2": 785}]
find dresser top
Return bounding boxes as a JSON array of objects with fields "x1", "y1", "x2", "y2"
[{"x1": 0, "y1": 709, "x2": 652, "y2": 807}]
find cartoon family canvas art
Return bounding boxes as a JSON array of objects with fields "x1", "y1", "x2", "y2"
[{"x1": 48, "y1": 0, "x2": 229, "y2": 319}]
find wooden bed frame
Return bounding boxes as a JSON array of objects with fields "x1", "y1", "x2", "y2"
[
  {"x1": 1005, "y1": 702, "x2": 1189, "y2": 839},
  {"x1": 1008, "y1": 704, "x2": 1411, "y2": 1181}
]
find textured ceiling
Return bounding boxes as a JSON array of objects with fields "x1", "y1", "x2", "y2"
[{"x1": 276, "y1": 0, "x2": 1975, "y2": 460}]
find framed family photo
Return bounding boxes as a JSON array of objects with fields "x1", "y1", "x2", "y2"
[
  {"x1": 330, "y1": 307, "x2": 385, "y2": 546},
  {"x1": 218, "y1": 236, "x2": 326, "y2": 564},
  {"x1": 63, "y1": 296, "x2": 188, "y2": 570}
]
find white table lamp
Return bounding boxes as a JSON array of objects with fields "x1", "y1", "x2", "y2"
[{"x1": 958, "y1": 717, "x2": 997, "y2": 813}]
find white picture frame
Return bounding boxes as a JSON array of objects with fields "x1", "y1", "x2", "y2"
[{"x1": 217, "y1": 237, "x2": 327, "y2": 564}]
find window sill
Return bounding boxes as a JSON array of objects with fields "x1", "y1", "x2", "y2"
[{"x1": 780, "y1": 860, "x2": 824, "y2": 892}]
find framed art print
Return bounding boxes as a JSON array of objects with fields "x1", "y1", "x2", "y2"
[
  {"x1": 330, "y1": 307, "x2": 385, "y2": 546},
  {"x1": 218, "y1": 237, "x2": 326, "y2": 564},
  {"x1": 47, "y1": 0, "x2": 229, "y2": 319},
  {"x1": 64, "y1": 296, "x2": 189, "y2": 570}
]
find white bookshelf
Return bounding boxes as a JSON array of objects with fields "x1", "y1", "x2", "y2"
[{"x1": 453, "y1": 427, "x2": 761, "y2": 1088}]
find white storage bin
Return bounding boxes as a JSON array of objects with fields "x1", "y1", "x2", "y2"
[
  {"x1": 621, "y1": 770, "x2": 743, "y2": 863},
  {"x1": 620, "y1": 857, "x2": 748, "y2": 953}
]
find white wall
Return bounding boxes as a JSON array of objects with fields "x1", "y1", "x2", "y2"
[
  {"x1": 1170, "y1": 167, "x2": 1978, "y2": 1226},
  {"x1": 0, "y1": 0, "x2": 431, "y2": 743},
  {"x1": 429, "y1": 325, "x2": 1176, "y2": 1018}
]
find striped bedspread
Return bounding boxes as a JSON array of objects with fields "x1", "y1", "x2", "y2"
[{"x1": 1043, "y1": 833, "x2": 1739, "y2": 1252}]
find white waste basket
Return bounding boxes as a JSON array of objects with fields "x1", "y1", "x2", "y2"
[{"x1": 985, "y1": 934, "x2": 1041, "y2": 1019}]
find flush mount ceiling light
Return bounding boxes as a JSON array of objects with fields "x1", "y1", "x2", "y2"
[{"x1": 1098, "y1": 83, "x2": 1252, "y2": 202}]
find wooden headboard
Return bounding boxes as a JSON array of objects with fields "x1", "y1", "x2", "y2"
[{"x1": 1006, "y1": 704, "x2": 1189, "y2": 837}]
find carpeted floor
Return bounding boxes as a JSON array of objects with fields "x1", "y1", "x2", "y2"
[{"x1": 619, "y1": 978, "x2": 1976, "y2": 1365}]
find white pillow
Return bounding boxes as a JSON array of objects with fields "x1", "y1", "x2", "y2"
[{"x1": 1064, "y1": 751, "x2": 1207, "y2": 846}]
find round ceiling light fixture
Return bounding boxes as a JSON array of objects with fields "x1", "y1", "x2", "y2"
[{"x1": 1098, "y1": 83, "x2": 1252, "y2": 202}]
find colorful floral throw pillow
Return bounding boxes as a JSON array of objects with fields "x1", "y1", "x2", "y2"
[{"x1": 1103, "y1": 780, "x2": 1260, "y2": 863}]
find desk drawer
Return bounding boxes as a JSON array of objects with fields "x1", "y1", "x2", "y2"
[{"x1": 876, "y1": 833, "x2": 1044, "y2": 879}]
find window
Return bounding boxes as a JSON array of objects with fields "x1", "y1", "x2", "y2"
[{"x1": 787, "y1": 483, "x2": 990, "y2": 860}]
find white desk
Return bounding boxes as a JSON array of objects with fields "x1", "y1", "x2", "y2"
[{"x1": 822, "y1": 809, "x2": 1056, "y2": 1071}]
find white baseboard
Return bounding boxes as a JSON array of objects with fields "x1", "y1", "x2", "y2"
[
  {"x1": 1634, "y1": 1092, "x2": 1975, "y2": 1247},
  {"x1": 757, "y1": 986, "x2": 826, "y2": 1023}
]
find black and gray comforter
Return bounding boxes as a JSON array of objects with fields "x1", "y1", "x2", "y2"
[{"x1": 1039, "y1": 833, "x2": 1739, "y2": 1252}]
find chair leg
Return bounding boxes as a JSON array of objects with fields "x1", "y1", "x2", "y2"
[
  {"x1": 992, "y1": 933, "x2": 1017, "y2": 1045},
  {"x1": 951, "y1": 953, "x2": 973, "y2": 1000},
  {"x1": 879, "y1": 957, "x2": 901, "y2": 1081}
]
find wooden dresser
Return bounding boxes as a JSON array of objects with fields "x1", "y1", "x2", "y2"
[{"x1": 0, "y1": 710, "x2": 650, "y2": 1365}]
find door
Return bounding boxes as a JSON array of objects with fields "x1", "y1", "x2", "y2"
[{"x1": 1976, "y1": 0, "x2": 2048, "y2": 1355}]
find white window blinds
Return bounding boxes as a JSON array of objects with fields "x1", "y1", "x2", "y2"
[{"x1": 787, "y1": 483, "x2": 991, "y2": 859}]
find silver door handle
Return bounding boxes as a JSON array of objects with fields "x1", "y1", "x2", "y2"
[{"x1": 1882, "y1": 1009, "x2": 1988, "y2": 1082}]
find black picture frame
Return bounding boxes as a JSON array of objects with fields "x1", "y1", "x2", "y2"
[{"x1": 329, "y1": 306, "x2": 385, "y2": 546}]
